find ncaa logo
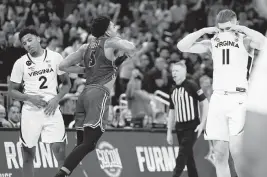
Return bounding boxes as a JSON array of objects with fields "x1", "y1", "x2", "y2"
[
  {"x1": 96, "y1": 141, "x2": 123, "y2": 177},
  {"x1": 215, "y1": 37, "x2": 220, "y2": 42},
  {"x1": 26, "y1": 60, "x2": 32, "y2": 66}
]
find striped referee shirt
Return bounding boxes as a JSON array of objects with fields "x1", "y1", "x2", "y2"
[{"x1": 169, "y1": 79, "x2": 206, "y2": 129}]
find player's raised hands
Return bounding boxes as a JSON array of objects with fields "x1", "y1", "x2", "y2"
[
  {"x1": 230, "y1": 24, "x2": 246, "y2": 33},
  {"x1": 44, "y1": 97, "x2": 60, "y2": 116},
  {"x1": 28, "y1": 95, "x2": 47, "y2": 108},
  {"x1": 201, "y1": 27, "x2": 220, "y2": 34}
]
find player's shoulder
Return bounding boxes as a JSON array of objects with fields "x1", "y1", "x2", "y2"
[
  {"x1": 46, "y1": 49, "x2": 63, "y2": 58},
  {"x1": 14, "y1": 54, "x2": 28, "y2": 66}
]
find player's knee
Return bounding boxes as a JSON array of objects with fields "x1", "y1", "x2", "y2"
[{"x1": 213, "y1": 149, "x2": 228, "y2": 164}]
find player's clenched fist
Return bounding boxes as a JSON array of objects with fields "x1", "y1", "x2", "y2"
[
  {"x1": 28, "y1": 95, "x2": 47, "y2": 108},
  {"x1": 201, "y1": 27, "x2": 220, "y2": 34}
]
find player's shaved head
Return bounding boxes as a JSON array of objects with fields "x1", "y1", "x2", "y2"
[{"x1": 216, "y1": 9, "x2": 237, "y2": 24}]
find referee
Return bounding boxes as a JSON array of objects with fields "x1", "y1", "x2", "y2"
[{"x1": 167, "y1": 62, "x2": 209, "y2": 177}]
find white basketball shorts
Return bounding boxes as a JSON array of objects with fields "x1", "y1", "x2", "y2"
[
  {"x1": 204, "y1": 91, "x2": 247, "y2": 141},
  {"x1": 20, "y1": 104, "x2": 66, "y2": 148}
]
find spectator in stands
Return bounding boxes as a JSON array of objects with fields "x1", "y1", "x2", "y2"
[
  {"x1": 0, "y1": 104, "x2": 10, "y2": 128},
  {"x1": 62, "y1": 37, "x2": 82, "y2": 58},
  {"x1": 126, "y1": 69, "x2": 154, "y2": 128},
  {"x1": 0, "y1": 32, "x2": 25, "y2": 83},
  {"x1": 66, "y1": 7, "x2": 81, "y2": 26},
  {"x1": 144, "y1": 57, "x2": 170, "y2": 93},
  {"x1": 5, "y1": 106, "x2": 20, "y2": 128},
  {"x1": 47, "y1": 36, "x2": 60, "y2": 52},
  {"x1": 12, "y1": 100, "x2": 22, "y2": 111}
]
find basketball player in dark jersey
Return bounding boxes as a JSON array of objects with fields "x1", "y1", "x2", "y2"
[{"x1": 54, "y1": 16, "x2": 136, "y2": 177}]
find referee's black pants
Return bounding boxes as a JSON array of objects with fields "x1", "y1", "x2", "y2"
[{"x1": 173, "y1": 125, "x2": 198, "y2": 177}]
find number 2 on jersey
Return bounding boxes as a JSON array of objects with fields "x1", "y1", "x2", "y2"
[
  {"x1": 222, "y1": 49, "x2": 230, "y2": 65},
  {"x1": 39, "y1": 76, "x2": 48, "y2": 89}
]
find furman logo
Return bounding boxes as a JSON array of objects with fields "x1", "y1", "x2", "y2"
[
  {"x1": 96, "y1": 141, "x2": 123, "y2": 177},
  {"x1": 136, "y1": 146, "x2": 187, "y2": 172},
  {"x1": 215, "y1": 41, "x2": 239, "y2": 48},
  {"x1": 28, "y1": 68, "x2": 54, "y2": 77}
]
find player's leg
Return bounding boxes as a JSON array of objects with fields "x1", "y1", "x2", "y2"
[
  {"x1": 20, "y1": 107, "x2": 43, "y2": 177},
  {"x1": 55, "y1": 87, "x2": 109, "y2": 176},
  {"x1": 212, "y1": 140, "x2": 231, "y2": 177},
  {"x1": 228, "y1": 93, "x2": 246, "y2": 177},
  {"x1": 204, "y1": 92, "x2": 231, "y2": 177},
  {"x1": 41, "y1": 108, "x2": 66, "y2": 168},
  {"x1": 21, "y1": 146, "x2": 36, "y2": 177}
]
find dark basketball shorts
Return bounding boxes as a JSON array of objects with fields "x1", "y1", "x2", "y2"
[{"x1": 74, "y1": 84, "x2": 110, "y2": 132}]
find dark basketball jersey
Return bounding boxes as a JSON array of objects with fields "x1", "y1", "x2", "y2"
[{"x1": 83, "y1": 37, "x2": 117, "y2": 85}]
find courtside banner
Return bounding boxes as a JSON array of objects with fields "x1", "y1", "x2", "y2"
[{"x1": 0, "y1": 129, "x2": 215, "y2": 177}]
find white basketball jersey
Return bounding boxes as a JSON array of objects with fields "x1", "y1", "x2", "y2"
[
  {"x1": 210, "y1": 31, "x2": 254, "y2": 91},
  {"x1": 10, "y1": 49, "x2": 65, "y2": 104}
]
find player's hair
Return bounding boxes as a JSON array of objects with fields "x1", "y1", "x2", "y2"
[
  {"x1": 216, "y1": 9, "x2": 237, "y2": 24},
  {"x1": 91, "y1": 15, "x2": 111, "y2": 38},
  {"x1": 19, "y1": 27, "x2": 39, "y2": 41}
]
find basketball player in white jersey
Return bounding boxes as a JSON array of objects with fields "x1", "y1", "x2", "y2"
[
  {"x1": 240, "y1": 0, "x2": 267, "y2": 176},
  {"x1": 8, "y1": 28, "x2": 71, "y2": 177},
  {"x1": 177, "y1": 9, "x2": 265, "y2": 177}
]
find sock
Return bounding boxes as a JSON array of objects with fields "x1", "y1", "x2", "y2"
[{"x1": 60, "y1": 126, "x2": 103, "y2": 174}]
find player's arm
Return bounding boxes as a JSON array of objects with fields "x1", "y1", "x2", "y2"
[
  {"x1": 59, "y1": 44, "x2": 87, "y2": 74},
  {"x1": 232, "y1": 25, "x2": 266, "y2": 50},
  {"x1": 192, "y1": 83, "x2": 209, "y2": 126},
  {"x1": 177, "y1": 27, "x2": 218, "y2": 53},
  {"x1": 44, "y1": 57, "x2": 71, "y2": 116},
  {"x1": 8, "y1": 82, "x2": 28, "y2": 101},
  {"x1": 105, "y1": 36, "x2": 136, "y2": 54},
  {"x1": 56, "y1": 74, "x2": 71, "y2": 101},
  {"x1": 199, "y1": 98, "x2": 209, "y2": 126}
]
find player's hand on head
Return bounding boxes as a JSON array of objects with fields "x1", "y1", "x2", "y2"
[
  {"x1": 44, "y1": 97, "x2": 60, "y2": 116},
  {"x1": 230, "y1": 24, "x2": 246, "y2": 33},
  {"x1": 28, "y1": 95, "x2": 47, "y2": 108},
  {"x1": 202, "y1": 27, "x2": 220, "y2": 34}
]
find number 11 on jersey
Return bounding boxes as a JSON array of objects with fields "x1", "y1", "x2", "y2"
[{"x1": 222, "y1": 49, "x2": 230, "y2": 65}]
